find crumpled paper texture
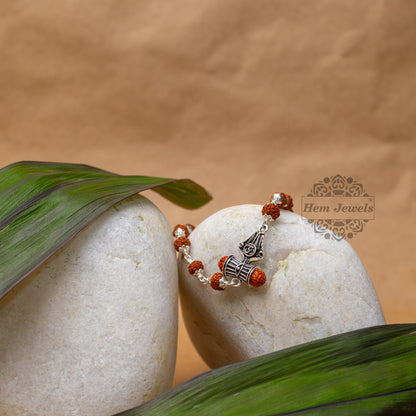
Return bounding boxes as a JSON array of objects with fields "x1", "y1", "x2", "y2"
[{"x1": 0, "y1": 0, "x2": 415, "y2": 387}]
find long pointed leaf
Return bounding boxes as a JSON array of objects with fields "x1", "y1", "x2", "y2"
[
  {"x1": 115, "y1": 324, "x2": 416, "y2": 416},
  {"x1": 0, "y1": 161, "x2": 211, "y2": 298}
]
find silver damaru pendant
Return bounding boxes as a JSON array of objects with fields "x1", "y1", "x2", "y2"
[{"x1": 221, "y1": 223, "x2": 268, "y2": 287}]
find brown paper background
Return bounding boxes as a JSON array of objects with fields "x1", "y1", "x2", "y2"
[{"x1": 1, "y1": 0, "x2": 415, "y2": 387}]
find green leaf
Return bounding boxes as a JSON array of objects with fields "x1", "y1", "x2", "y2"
[
  {"x1": 0, "y1": 161, "x2": 211, "y2": 298},
  {"x1": 115, "y1": 324, "x2": 416, "y2": 416}
]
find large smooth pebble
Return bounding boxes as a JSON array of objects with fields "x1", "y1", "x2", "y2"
[
  {"x1": 0, "y1": 195, "x2": 178, "y2": 416},
  {"x1": 179, "y1": 205, "x2": 385, "y2": 369}
]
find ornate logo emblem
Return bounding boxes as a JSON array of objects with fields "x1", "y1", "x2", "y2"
[{"x1": 302, "y1": 175, "x2": 375, "y2": 241}]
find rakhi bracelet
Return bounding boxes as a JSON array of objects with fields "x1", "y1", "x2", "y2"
[{"x1": 173, "y1": 192, "x2": 293, "y2": 291}]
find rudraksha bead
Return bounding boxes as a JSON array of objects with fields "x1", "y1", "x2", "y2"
[
  {"x1": 188, "y1": 260, "x2": 204, "y2": 275},
  {"x1": 174, "y1": 236, "x2": 191, "y2": 251},
  {"x1": 210, "y1": 273, "x2": 224, "y2": 291},
  {"x1": 249, "y1": 268, "x2": 266, "y2": 287},
  {"x1": 262, "y1": 203, "x2": 280, "y2": 220},
  {"x1": 218, "y1": 256, "x2": 228, "y2": 272}
]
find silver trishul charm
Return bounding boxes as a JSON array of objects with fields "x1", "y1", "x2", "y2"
[{"x1": 222, "y1": 226, "x2": 267, "y2": 286}]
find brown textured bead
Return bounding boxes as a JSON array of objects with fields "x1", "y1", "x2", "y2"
[
  {"x1": 173, "y1": 224, "x2": 189, "y2": 237},
  {"x1": 281, "y1": 193, "x2": 294, "y2": 210},
  {"x1": 249, "y1": 268, "x2": 266, "y2": 287},
  {"x1": 210, "y1": 273, "x2": 224, "y2": 291},
  {"x1": 262, "y1": 203, "x2": 280, "y2": 220},
  {"x1": 218, "y1": 256, "x2": 228, "y2": 272},
  {"x1": 186, "y1": 224, "x2": 195, "y2": 232},
  {"x1": 188, "y1": 260, "x2": 204, "y2": 275},
  {"x1": 174, "y1": 236, "x2": 191, "y2": 251}
]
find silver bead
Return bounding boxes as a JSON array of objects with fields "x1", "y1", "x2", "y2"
[
  {"x1": 219, "y1": 277, "x2": 227, "y2": 289},
  {"x1": 271, "y1": 193, "x2": 283, "y2": 205},
  {"x1": 174, "y1": 228, "x2": 186, "y2": 238}
]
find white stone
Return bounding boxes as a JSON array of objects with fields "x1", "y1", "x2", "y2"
[
  {"x1": 179, "y1": 204, "x2": 385, "y2": 369},
  {"x1": 0, "y1": 195, "x2": 178, "y2": 416}
]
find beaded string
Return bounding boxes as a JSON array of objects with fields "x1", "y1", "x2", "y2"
[{"x1": 173, "y1": 192, "x2": 293, "y2": 291}]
